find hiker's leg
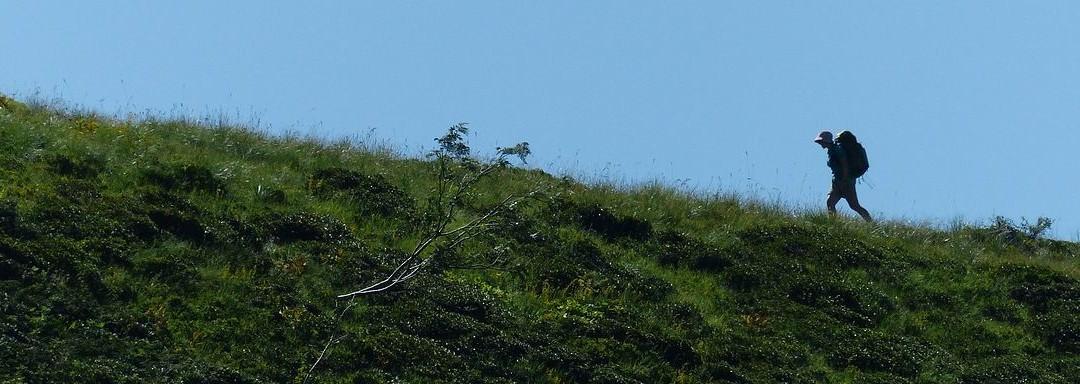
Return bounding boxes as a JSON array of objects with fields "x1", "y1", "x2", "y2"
[
  {"x1": 847, "y1": 199, "x2": 873, "y2": 222},
  {"x1": 826, "y1": 180, "x2": 841, "y2": 215},
  {"x1": 844, "y1": 182, "x2": 873, "y2": 222},
  {"x1": 827, "y1": 194, "x2": 841, "y2": 214}
]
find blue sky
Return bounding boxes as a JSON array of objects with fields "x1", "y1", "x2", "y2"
[{"x1": 3, "y1": 1, "x2": 1079, "y2": 238}]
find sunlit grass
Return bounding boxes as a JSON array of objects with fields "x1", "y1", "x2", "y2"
[{"x1": 1, "y1": 93, "x2": 1076, "y2": 383}]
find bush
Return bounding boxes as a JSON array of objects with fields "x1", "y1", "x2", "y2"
[
  {"x1": 140, "y1": 191, "x2": 205, "y2": 242},
  {"x1": 527, "y1": 238, "x2": 611, "y2": 289},
  {"x1": 611, "y1": 265, "x2": 674, "y2": 301},
  {"x1": 972, "y1": 216, "x2": 1080, "y2": 256},
  {"x1": 724, "y1": 263, "x2": 768, "y2": 291},
  {"x1": 959, "y1": 355, "x2": 1068, "y2": 384},
  {"x1": 132, "y1": 245, "x2": 200, "y2": 286},
  {"x1": 142, "y1": 162, "x2": 227, "y2": 195},
  {"x1": 45, "y1": 152, "x2": 105, "y2": 179},
  {"x1": 979, "y1": 296, "x2": 1023, "y2": 324},
  {"x1": 308, "y1": 167, "x2": 414, "y2": 217},
  {"x1": 574, "y1": 203, "x2": 652, "y2": 241},
  {"x1": 0, "y1": 198, "x2": 20, "y2": 235},
  {"x1": 1034, "y1": 301, "x2": 1080, "y2": 353},
  {"x1": 1000, "y1": 265, "x2": 1078, "y2": 313},
  {"x1": 825, "y1": 329, "x2": 932, "y2": 377},
  {"x1": 700, "y1": 361, "x2": 752, "y2": 384},
  {"x1": 423, "y1": 280, "x2": 509, "y2": 324},
  {"x1": 787, "y1": 274, "x2": 895, "y2": 326},
  {"x1": 263, "y1": 211, "x2": 352, "y2": 244},
  {"x1": 738, "y1": 223, "x2": 890, "y2": 270},
  {"x1": 708, "y1": 332, "x2": 810, "y2": 371},
  {"x1": 652, "y1": 230, "x2": 735, "y2": 272}
]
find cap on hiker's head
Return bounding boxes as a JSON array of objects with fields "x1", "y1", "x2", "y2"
[{"x1": 813, "y1": 131, "x2": 833, "y2": 143}]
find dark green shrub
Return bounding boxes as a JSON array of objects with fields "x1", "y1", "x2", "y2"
[
  {"x1": 653, "y1": 230, "x2": 735, "y2": 272},
  {"x1": 200, "y1": 214, "x2": 272, "y2": 249},
  {"x1": 139, "y1": 191, "x2": 208, "y2": 242},
  {"x1": 142, "y1": 162, "x2": 227, "y2": 195},
  {"x1": 959, "y1": 355, "x2": 1067, "y2": 384},
  {"x1": 1000, "y1": 265, "x2": 1078, "y2": 313},
  {"x1": 319, "y1": 244, "x2": 401, "y2": 288},
  {"x1": 527, "y1": 238, "x2": 610, "y2": 288},
  {"x1": 977, "y1": 294, "x2": 1023, "y2": 323},
  {"x1": 659, "y1": 302, "x2": 707, "y2": 336},
  {"x1": 612, "y1": 265, "x2": 674, "y2": 301},
  {"x1": 525, "y1": 342, "x2": 593, "y2": 383},
  {"x1": 255, "y1": 186, "x2": 287, "y2": 204},
  {"x1": 486, "y1": 208, "x2": 543, "y2": 246},
  {"x1": 787, "y1": 274, "x2": 895, "y2": 326},
  {"x1": 763, "y1": 369, "x2": 822, "y2": 384},
  {"x1": 700, "y1": 361, "x2": 752, "y2": 383},
  {"x1": 177, "y1": 364, "x2": 264, "y2": 384},
  {"x1": 647, "y1": 333, "x2": 699, "y2": 369},
  {"x1": 850, "y1": 371, "x2": 913, "y2": 384},
  {"x1": 84, "y1": 236, "x2": 134, "y2": 267},
  {"x1": 0, "y1": 198, "x2": 17, "y2": 235},
  {"x1": 100, "y1": 310, "x2": 154, "y2": 340},
  {"x1": 132, "y1": 245, "x2": 199, "y2": 286},
  {"x1": 901, "y1": 284, "x2": 958, "y2": 311},
  {"x1": 0, "y1": 253, "x2": 18, "y2": 281},
  {"x1": 739, "y1": 223, "x2": 890, "y2": 271},
  {"x1": 575, "y1": 203, "x2": 652, "y2": 241},
  {"x1": 738, "y1": 222, "x2": 817, "y2": 245},
  {"x1": 146, "y1": 210, "x2": 201, "y2": 242},
  {"x1": 264, "y1": 211, "x2": 352, "y2": 243},
  {"x1": 825, "y1": 329, "x2": 932, "y2": 377},
  {"x1": 27, "y1": 193, "x2": 122, "y2": 240},
  {"x1": 724, "y1": 262, "x2": 768, "y2": 291},
  {"x1": 15, "y1": 236, "x2": 107, "y2": 300},
  {"x1": 357, "y1": 279, "x2": 523, "y2": 375},
  {"x1": 971, "y1": 216, "x2": 1080, "y2": 256},
  {"x1": 1034, "y1": 301, "x2": 1080, "y2": 353},
  {"x1": 590, "y1": 364, "x2": 646, "y2": 384},
  {"x1": 1049, "y1": 357, "x2": 1080, "y2": 382},
  {"x1": 654, "y1": 230, "x2": 694, "y2": 266},
  {"x1": 424, "y1": 280, "x2": 509, "y2": 324},
  {"x1": 45, "y1": 152, "x2": 104, "y2": 179},
  {"x1": 692, "y1": 251, "x2": 734, "y2": 272},
  {"x1": 337, "y1": 324, "x2": 479, "y2": 382},
  {"x1": 308, "y1": 167, "x2": 414, "y2": 217},
  {"x1": 390, "y1": 305, "x2": 482, "y2": 340},
  {"x1": 709, "y1": 332, "x2": 810, "y2": 370}
]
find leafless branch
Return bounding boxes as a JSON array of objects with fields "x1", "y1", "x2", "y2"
[
  {"x1": 338, "y1": 187, "x2": 541, "y2": 299},
  {"x1": 302, "y1": 297, "x2": 358, "y2": 384},
  {"x1": 312, "y1": 126, "x2": 543, "y2": 380}
]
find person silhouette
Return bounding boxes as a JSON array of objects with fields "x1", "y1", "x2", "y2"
[{"x1": 814, "y1": 130, "x2": 872, "y2": 222}]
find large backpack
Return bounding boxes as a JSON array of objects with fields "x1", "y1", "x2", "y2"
[{"x1": 836, "y1": 131, "x2": 869, "y2": 178}]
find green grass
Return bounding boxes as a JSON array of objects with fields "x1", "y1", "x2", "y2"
[{"x1": 0, "y1": 93, "x2": 1077, "y2": 383}]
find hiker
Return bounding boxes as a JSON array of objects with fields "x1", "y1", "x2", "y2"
[{"x1": 813, "y1": 130, "x2": 873, "y2": 222}]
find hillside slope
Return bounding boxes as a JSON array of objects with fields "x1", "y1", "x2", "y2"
[{"x1": 0, "y1": 94, "x2": 1077, "y2": 383}]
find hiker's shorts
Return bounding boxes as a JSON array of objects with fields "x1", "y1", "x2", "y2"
[{"x1": 829, "y1": 178, "x2": 858, "y2": 200}]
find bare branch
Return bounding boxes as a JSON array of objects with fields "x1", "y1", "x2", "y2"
[
  {"x1": 337, "y1": 255, "x2": 416, "y2": 298},
  {"x1": 444, "y1": 194, "x2": 518, "y2": 236},
  {"x1": 302, "y1": 297, "x2": 358, "y2": 384},
  {"x1": 338, "y1": 128, "x2": 544, "y2": 300},
  {"x1": 316, "y1": 126, "x2": 543, "y2": 381}
]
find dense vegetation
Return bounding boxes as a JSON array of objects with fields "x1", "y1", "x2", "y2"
[{"x1": 0, "y1": 93, "x2": 1077, "y2": 383}]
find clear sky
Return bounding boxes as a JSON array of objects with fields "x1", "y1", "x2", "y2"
[{"x1": 4, "y1": 1, "x2": 1079, "y2": 238}]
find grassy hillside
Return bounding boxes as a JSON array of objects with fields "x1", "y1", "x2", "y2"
[{"x1": 0, "y1": 94, "x2": 1077, "y2": 383}]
